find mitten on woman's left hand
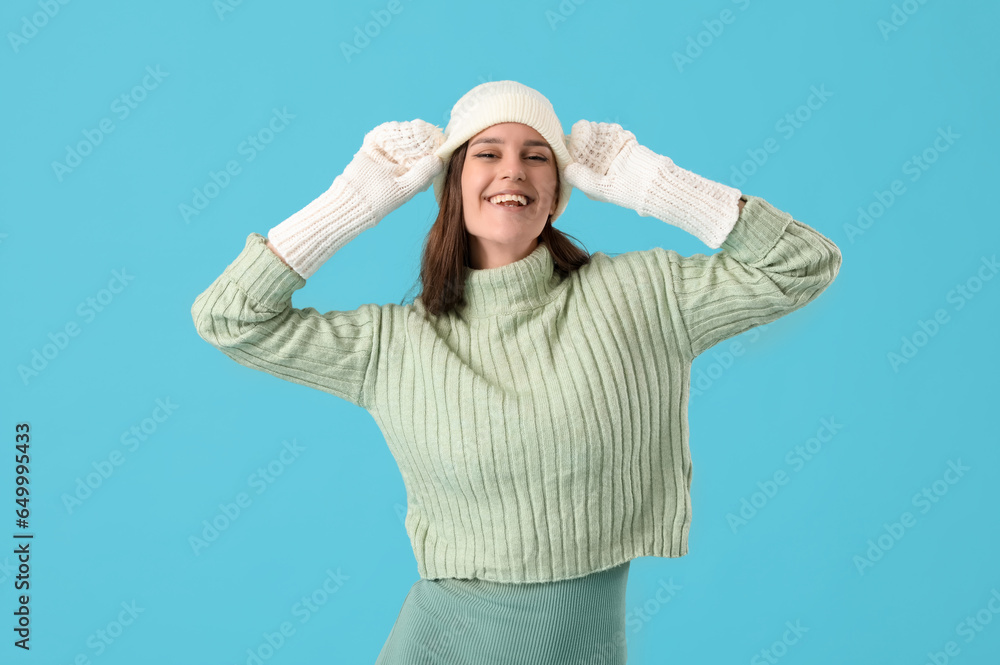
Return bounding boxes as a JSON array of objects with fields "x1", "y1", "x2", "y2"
[{"x1": 562, "y1": 120, "x2": 742, "y2": 249}]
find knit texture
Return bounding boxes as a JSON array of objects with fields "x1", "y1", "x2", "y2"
[
  {"x1": 564, "y1": 120, "x2": 742, "y2": 249},
  {"x1": 374, "y1": 561, "x2": 629, "y2": 663},
  {"x1": 267, "y1": 119, "x2": 444, "y2": 279},
  {"x1": 191, "y1": 195, "x2": 842, "y2": 583},
  {"x1": 431, "y1": 80, "x2": 574, "y2": 223}
]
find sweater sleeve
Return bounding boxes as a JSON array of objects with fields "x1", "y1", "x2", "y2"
[
  {"x1": 649, "y1": 194, "x2": 842, "y2": 359},
  {"x1": 190, "y1": 232, "x2": 380, "y2": 409}
]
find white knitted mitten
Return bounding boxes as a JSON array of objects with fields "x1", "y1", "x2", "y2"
[
  {"x1": 563, "y1": 120, "x2": 742, "y2": 249},
  {"x1": 267, "y1": 119, "x2": 445, "y2": 279}
]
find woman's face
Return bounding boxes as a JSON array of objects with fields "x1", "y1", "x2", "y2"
[{"x1": 460, "y1": 122, "x2": 558, "y2": 269}]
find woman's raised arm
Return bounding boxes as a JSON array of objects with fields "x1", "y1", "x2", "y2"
[
  {"x1": 266, "y1": 238, "x2": 291, "y2": 267},
  {"x1": 648, "y1": 194, "x2": 842, "y2": 359},
  {"x1": 191, "y1": 232, "x2": 382, "y2": 409},
  {"x1": 266, "y1": 119, "x2": 445, "y2": 280},
  {"x1": 191, "y1": 119, "x2": 444, "y2": 408}
]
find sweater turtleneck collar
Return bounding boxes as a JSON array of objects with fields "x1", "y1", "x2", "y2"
[{"x1": 459, "y1": 240, "x2": 562, "y2": 318}]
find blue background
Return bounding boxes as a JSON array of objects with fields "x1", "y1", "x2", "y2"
[{"x1": 4, "y1": 0, "x2": 999, "y2": 663}]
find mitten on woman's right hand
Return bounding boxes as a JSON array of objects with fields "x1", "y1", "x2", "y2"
[
  {"x1": 341, "y1": 119, "x2": 446, "y2": 221},
  {"x1": 267, "y1": 119, "x2": 445, "y2": 279}
]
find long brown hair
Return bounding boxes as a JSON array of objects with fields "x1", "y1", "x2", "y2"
[{"x1": 401, "y1": 140, "x2": 591, "y2": 319}]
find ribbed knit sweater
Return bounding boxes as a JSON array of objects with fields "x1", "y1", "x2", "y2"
[{"x1": 191, "y1": 194, "x2": 841, "y2": 583}]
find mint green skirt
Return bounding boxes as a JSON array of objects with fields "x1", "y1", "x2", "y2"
[{"x1": 374, "y1": 561, "x2": 630, "y2": 664}]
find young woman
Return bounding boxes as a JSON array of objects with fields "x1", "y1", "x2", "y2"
[{"x1": 192, "y1": 80, "x2": 841, "y2": 664}]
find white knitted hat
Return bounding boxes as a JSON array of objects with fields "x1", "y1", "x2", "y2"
[{"x1": 432, "y1": 80, "x2": 573, "y2": 223}]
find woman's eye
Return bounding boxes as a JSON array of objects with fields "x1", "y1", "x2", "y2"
[{"x1": 476, "y1": 152, "x2": 548, "y2": 162}]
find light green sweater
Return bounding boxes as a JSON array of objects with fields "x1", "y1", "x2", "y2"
[{"x1": 191, "y1": 194, "x2": 841, "y2": 583}]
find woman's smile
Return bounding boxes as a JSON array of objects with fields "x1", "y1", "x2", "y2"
[{"x1": 487, "y1": 198, "x2": 535, "y2": 212}]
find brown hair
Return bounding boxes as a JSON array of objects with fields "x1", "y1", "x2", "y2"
[{"x1": 401, "y1": 140, "x2": 591, "y2": 319}]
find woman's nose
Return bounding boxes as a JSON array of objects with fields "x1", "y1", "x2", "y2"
[{"x1": 500, "y1": 155, "x2": 525, "y2": 179}]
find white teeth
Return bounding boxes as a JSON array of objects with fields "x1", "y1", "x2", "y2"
[{"x1": 489, "y1": 194, "x2": 528, "y2": 206}]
